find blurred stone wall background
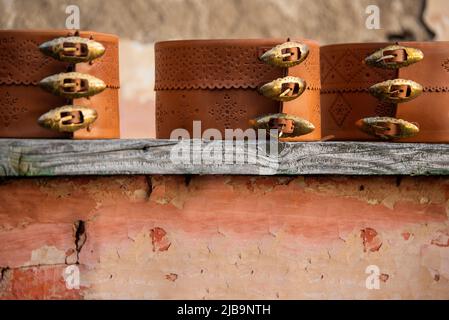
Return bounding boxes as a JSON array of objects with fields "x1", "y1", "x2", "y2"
[{"x1": 0, "y1": 0, "x2": 447, "y2": 138}]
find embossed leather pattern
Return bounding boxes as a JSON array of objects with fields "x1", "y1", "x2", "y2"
[
  {"x1": 321, "y1": 42, "x2": 449, "y2": 142},
  {"x1": 0, "y1": 30, "x2": 120, "y2": 139},
  {"x1": 155, "y1": 38, "x2": 321, "y2": 141}
]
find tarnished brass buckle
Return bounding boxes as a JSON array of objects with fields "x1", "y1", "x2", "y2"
[
  {"x1": 268, "y1": 118, "x2": 295, "y2": 134},
  {"x1": 39, "y1": 72, "x2": 106, "y2": 99},
  {"x1": 39, "y1": 36, "x2": 105, "y2": 63},
  {"x1": 356, "y1": 117, "x2": 419, "y2": 140},
  {"x1": 369, "y1": 79, "x2": 422, "y2": 103},
  {"x1": 258, "y1": 76, "x2": 306, "y2": 102},
  {"x1": 249, "y1": 113, "x2": 315, "y2": 138},
  {"x1": 365, "y1": 45, "x2": 424, "y2": 69},
  {"x1": 38, "y1": 105, "x2": 98, "y2": 133},
  {"x1": 259, "y1": 41, "x2": 309, "y2": 68}
]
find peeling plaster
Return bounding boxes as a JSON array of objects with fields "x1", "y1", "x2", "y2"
[{"x1": 1, "y1": 176, "x2": 449, "y2": 299}]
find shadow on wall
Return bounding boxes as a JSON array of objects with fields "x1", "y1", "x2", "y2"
[{"x1": 0, "y1": 0, "x2": 444, "y2": 138}]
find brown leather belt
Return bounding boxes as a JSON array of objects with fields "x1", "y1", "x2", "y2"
[
  {"x1": 321, "y1": 41, "x2": 449, "y2": 142},
  {"x1": 155, "y1": 38, "x2": 321, "y2": 141},
  {"x1": 0, "y1": 30, "x2": 120, "y2": 139}
]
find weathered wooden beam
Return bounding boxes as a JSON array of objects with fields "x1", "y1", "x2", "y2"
[{"x1": 0, "y1": 139, "x2": 448, "y2": 176}]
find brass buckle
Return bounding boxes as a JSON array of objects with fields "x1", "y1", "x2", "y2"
[
  {"x1": 369, "y1": 79, "x2": 422, "y2": 103},
  {"x1": 356, "y1": 117, "x2": 419, "y2": 140},
  {"x1": 259, "y1": 41, "x2": 309, "y2": 68},
  {"x1": 39, "y1": 72, "x2": 106, "y2": 99},
  {"x1": 38, "y1": 105, "x2": 98, "y2": 132},
  {"x1": 258, "y1": 76, "x2": 306, "y2": 102},
  {"x1": 365, "y1": 45, "x2": 424, "y2": 69},
  {"x1": 268, "y1": 118, "x2": 295, "y2": 134},
  {"x1": 249, "y1": 113, "x2": 315, "y2": 138},
  {"x1": 39, "y1": 36, "x2": 105, "y2": 63}
]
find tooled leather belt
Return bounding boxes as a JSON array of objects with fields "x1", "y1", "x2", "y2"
[
  {"x1": 321, "y1": 41, "x2": 449, "y2": 142},
  {"x1": 0, "y1": 30, "x2": 120, "y2": 139},
  {"x1": 155, "y1": 38, "x2": 321, "y2": 141}
]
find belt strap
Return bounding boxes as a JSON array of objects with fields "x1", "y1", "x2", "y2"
[
  {"x1": 0, "y1": 30, "x2": 120, "y2": 139},
  {"x1": 155, "y1": 38, "x2": 321, "y2": 141},
  {"x1": 155, "y1": 38, "x2": 320, "y2": 91},
  {"x1": 321, "y1": 41, "x2": 449, "y2": 142},
  {"x1": 0, "y1": 30, "x2": 120, "y2": 88}
]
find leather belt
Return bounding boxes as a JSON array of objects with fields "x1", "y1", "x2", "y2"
[
  {"x1": 0, "y1": 30, "x2": 120, "y2": 139},
  {"x1": 321, "y1": 41, "x2": 449, "y2": 142},
  {"x1": 155, "y1": 38, "x2": 321, "y2": 141}
]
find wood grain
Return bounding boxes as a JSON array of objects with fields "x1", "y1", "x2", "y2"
[{"x1": 0, "y1": 139, "x2": 448, "y2": 176}]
